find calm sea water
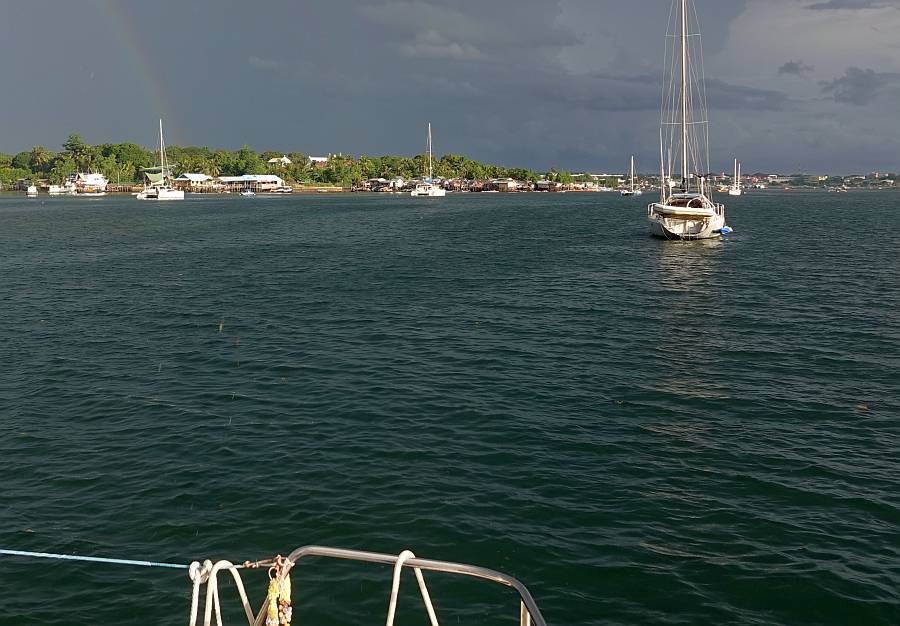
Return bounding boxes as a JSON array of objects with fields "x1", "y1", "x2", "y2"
[{"x1": 1, "y1": 191, "x2": 898, "y2": 625}]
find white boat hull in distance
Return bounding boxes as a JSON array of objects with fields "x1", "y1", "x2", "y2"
[
  {"x1": 136, "y1": 186, "x2": 185, "y2": 200},
  {"x1": 727, "y1": 189, "x2": 742, "y2": 196},
  {"x1": 621, "y1": 190, "x2": 642, "y2": 197},
  {"x1": 410, "y1": 184, "x2": 446, "y2": 197},
  {"x1": 156, "y1": 187, "x2": 184, "y2": 200},
  {"x1": 648, "y1": 195, "x2": 727, "y2": 239}
]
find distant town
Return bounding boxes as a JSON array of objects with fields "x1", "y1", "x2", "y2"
[{"x1": 1, "y1": 134, "x2": 896, "y2": 194}]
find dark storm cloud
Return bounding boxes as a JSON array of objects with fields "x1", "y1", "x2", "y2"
[
  {"x1": 357, "y1": 1, "x2": 580, "y2": 65},
  {"x1": 530, "y1": 73, "x2": 788, "y2": 114},
  {"x1": 1, "y1": 0, "x2": 899, "y2": 172},
  {"x1": 778, "y1": 60, "x2": 815, "y2": 77},
  {"x1": 807, "y1": 0, "x2": 898, "y2": 9},
  {"x1": 820, "y1": 67, "x2": 900, "y2": 104},
  {"x1": 705, "y1": 80, "x2": 789, "y2": 111}
]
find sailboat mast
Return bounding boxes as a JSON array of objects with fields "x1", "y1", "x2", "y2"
[
  {"x1": 680, "y1": 0, "x2": 689, "y2": 188},
  {"x1": 659, "y1": 130, "x2": 666, "y2": 202},
  {"x1": 159, "y1": 118, "x2": 166, "y2": 181},
  {"x1": 427, "y1": 123, "x2": 433, "y2": 179},
  {"x1": 630, "y1": 155, "x2": 635, "y2": 192}
]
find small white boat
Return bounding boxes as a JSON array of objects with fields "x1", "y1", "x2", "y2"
[
  {"x1": 728, "y1": 159, "x2": 742, "y2": 196},
  {"x1": 240, "y1": 188, "x2": 255, "y2": 196},
  {"x1": 73, "y1": 173, "x2": 108, "y2": 195},
  {"x1": 647, "y1": 0, "x2": 729, "y2": 239},
  {"x1": 410, "y1": 123, "x2": 446, "y2": 197},
  {"x1": 621, "y1": 155, "x2": 642, "y2": 196},
  {"x1": 26, "y1": 185, "x2": 38, "y2": 197},
  {"x1": 47, "y1": 183, "x2": 76, "y2": 195},
  {"x1": 136, "y1": 119, "x2": 185, "y2": 201}
]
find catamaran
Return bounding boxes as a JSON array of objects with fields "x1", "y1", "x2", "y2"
[
  {"x1": 137, "y1": 119, "x2": 185, "y2": 201},
  {"x1": 621, "y1": 155, "x2": 642, "y2": 196},
  {"x1": 647, "y1": 0, "x2": 730, "y2": 239},
  {"x1": 410, "y1": 123, "x2": 446, "y2": 197},
  {"x1": 728, "y1": 159, "x2": 742, "y2": 196}
]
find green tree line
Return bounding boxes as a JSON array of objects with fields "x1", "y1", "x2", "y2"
[{"x1": 1, "y1": 134, "x2": 564, "y2": 188}]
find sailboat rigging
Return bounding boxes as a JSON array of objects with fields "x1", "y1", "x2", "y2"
[
  {"x1": 728, "y1": 158, "x2": 742, "y2": 196},
  {"x1": 136, "y1": 119, "x2": 185, "y2": 201},
  {"x1": 410, "y1": 123, "x2": 446, "y2": 197},
  {"x1": 621, "y1": 156, "x2": 642, "y2": 196},
  {"x1": 647, "y1": 0, "x2": 729, "y2": 239}
]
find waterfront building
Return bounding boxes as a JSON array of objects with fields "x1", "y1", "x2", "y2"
[{"x1": 218, "y1": 174, "x2": 285, "y2": 192}]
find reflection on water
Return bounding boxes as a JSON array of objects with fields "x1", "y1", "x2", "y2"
[
  {"x1": 654, "y1": 237, "x2": 724, "y2": 294},
  {"x1": 649, "y1": 238, "x2": 731, "y2": 400}
]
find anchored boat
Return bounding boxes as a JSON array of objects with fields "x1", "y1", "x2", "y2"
[
  {"x1": 621, "y1": 155, "x2": 642, "y2": 196},
  {"x1": 410, "y1": 123, "x2": 446, "y2": 197},
  {"x1": 136, "y1": 119, "x2": 185, "y2": 201},
  {"x1": 647, "y1": 0, "x2": 729, "y2": 240},
  {"x1": 728, "y1": 158, "x2": 743, "y2": 196}
]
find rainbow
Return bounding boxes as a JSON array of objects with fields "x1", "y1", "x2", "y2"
[{"x1": 101, "y1": 1, "x2": 178, "y2": 144}]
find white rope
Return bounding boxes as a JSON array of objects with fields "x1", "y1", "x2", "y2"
[
  {"x1": 385, "y1": 550, "x2": 440, "y2": 626},
  {"x1": 188, "y1": 560, "x2": 256, "y2": 626},
  {"x1": 189, "y1": 560, "x2": 213, "y2": 626}
]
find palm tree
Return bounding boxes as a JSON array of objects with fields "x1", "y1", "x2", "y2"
[{"x1": 29, "y1": 146, "x2": 53, "y2": 172}]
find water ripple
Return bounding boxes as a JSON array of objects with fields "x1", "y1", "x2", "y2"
[{"x1": 1, "y1": 192, "x2": 898, "y2": 625}]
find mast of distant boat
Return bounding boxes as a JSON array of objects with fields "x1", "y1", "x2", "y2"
[
  {"x1": 630, "y1": 155, "x2": 635, "y2": 193},
  {"x1": 427, "y1": 122, "x2": 433, "y2": 180},
  {"x1": 680, "y1": 0, "x2": 688, "y2": 191},
  {"x1": 159, "y1": 118, "x2": 166, "y2": 185}
]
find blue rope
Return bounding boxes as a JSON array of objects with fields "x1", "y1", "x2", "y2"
[{"x1": 0, "y1": 549, "x2": 187, "y2": 569}]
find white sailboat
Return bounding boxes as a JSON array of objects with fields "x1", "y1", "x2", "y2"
[
  {"x1": 728, "y1": 159, "x2": 742, "y2": 196},
  {"x1": 647, "y1": 0, "x2": 730, "y2": 239},
  {"x1": 621, "y1": 156, "x2": 642, "y2": 196},
  {"x1": 410, "y1": 123, "x2": 446, "y2": 197},
  {"x1": 137, "y1": 119, "x2": 185, "y2": 201}
]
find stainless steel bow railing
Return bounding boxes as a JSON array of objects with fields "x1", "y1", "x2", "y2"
[{"x1": 283, "y1": 545, "x2": 547, "y2": 626}]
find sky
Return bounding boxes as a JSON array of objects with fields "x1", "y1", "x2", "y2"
[{"x1": 2, "y1": 0, "x2": 900, "y2": 173}]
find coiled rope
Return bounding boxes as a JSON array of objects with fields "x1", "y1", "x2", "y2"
[{"x1": 189, "y1": 559, "x2": 257, "y2": 626}]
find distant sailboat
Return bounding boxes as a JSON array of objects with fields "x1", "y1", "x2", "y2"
[
  {"x1": 136, "y1": 119, "x2": 185, "y2": 201},
  {"x1": 410, "y1": 123, "x2": 446, "y2": 197},
  {"x1": 621, "y1": 156, "x2": 642, "y2": 196},
  {"x1": 647, "y1": 0, "x2": 730, "y2": 239},
  {"x1": 728, "y1": 159, "x2": 742, "y2": 196}
]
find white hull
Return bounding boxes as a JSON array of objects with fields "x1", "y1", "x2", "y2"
[
  {"x1": 727, "y1": 189, "x2": 742, "y2": 196},
  {"x1": 621, "y1": 190, "x2": 642, "y2": 197},
  {"x1": 648, "y1": 203, "x2": 726, "y2": 239},
  {"x1": 137, "y1": 186, "x2": 184, "y2": 200},
  {"x1": 411, "y1": 185, "x2": 445, "y2": 197}
]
